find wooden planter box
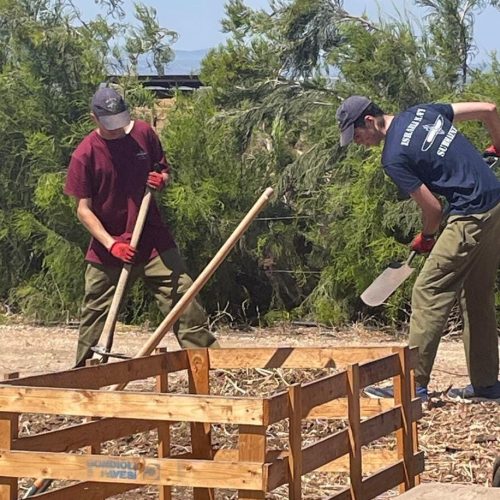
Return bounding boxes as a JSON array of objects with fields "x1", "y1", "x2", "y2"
[{"x1": 0, "y1": 345, "x2": 424, "y2": 499}]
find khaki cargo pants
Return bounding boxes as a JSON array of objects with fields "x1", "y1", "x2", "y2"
[
  {"x1": 75, "y1": 248, "x2": 219, "y2": 367},
  {"x1": 409, "y1": 201, "x2": 500, "y2": 388}
]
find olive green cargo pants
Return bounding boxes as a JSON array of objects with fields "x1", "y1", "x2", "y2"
[
  {"x1": 75, "y1": 248, "x2": 219, "y2": 367},
  {"x1": 409, "y1": 201, "x2": 500, "y2": 388}
]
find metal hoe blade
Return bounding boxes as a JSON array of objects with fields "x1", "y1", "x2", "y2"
[{"x1": 361, "y1": 252, "x2": 416, "y2": 307}]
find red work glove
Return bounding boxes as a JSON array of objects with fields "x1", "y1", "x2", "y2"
[
  {"x1": 411, "y1": 232, "x2": 436, "y2": 254},
  {"x1": 483, "y1": 145, "x2": 500, "y2": 166},
  {"x1": 109, "y1": 241, "x2": 136, "y2": 263},
  {"x1": 147, "y1": 171, "x2": 166, "y2": 191},
  {"x1": 484, "y1": 144, "x2": 500, "y2": 156}
]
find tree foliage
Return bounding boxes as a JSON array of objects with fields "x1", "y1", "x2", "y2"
[
  {"x1": 0, "y1": 0, "x2": 177, "y2": 322},
  {"x1": 1, "y1": 0, "x2": 499, "y2": 330}
]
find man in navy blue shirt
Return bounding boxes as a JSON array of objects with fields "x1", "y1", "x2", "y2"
[{"x1": 336, "y1": 95, "x2": 500, "y2": 400}]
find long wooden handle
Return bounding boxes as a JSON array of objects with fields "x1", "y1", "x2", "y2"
[
  {"x1": 109, "y1": 187, "x2": 274, "y2": 390},
  {"x1": 101, "y1": 188, "x2": 154, "y2": 360}
]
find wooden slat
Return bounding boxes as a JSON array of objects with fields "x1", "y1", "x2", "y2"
[
  {"x1": 0, "y1": 451, "x2": 264, "y2": 490},
  {"x1": 300, "y1": 371, "x2": 348, "y2": 413},
  {"x1": 0, "y1": 386, "x2": 266, "y2": 425},
  {"x1": 32, "y1": 481, "x2": 138, "y2": 499},
  {"x1": 325, "y1": 487, "x2": 352, "y2": 500},
  {"x1": 360, "y1": 407, "x2": 401, "y2": 446},
  {"x1": 394, "y1": 346, "x2": 416, "y2": 492},
  {"x1": 358, "y1": 354, "x2": 399, "y2": 388},
  {"x1": 187, "y1": 350, "x2": 214, "y2": 500},
  {"x1": 0, "y1": 412, "x2": 17, "y2": 500},
  {"x1": 213, "y1": 448, "x2": 406, "y2": 474},
  {"x1": 288, "y1": 384, "x2": 302, "y2": 500},
  {"x1": 306, "y1": 397, "x2": 392, "y2": 419},
  {"x1": 361, "y1": 460, "x2": 405, "y2": 499},
  {"x1": 0, "y1": 351, "x2": 187, "y2": 390},
  {"x1": 238, "y1": 425, "x2": 267, "y2": 499},
  {"x1": 410, "y1": 366, "x2": 421, "y2": 487},
  {"x1": 319, "y1": 449, "x2": 397, "y2": 473},
  {"x1": 324, "y1": 451, "x2": 425, "y2": 476},
  {"x1": 265, "y1": 392, "x2": 289, "y2": 425},
  {"x1": 275, "y1": 372, "x2": 350, "y2": 426},
  {"x1": 0, "y1": 374, "x2": 17, "y2": 500},
  {"x1": 393, "y1": 346, "x2": 419, "y2": 369},
  {"x1": 302, "y1": 428, "x2": 349, "y2": 476},
  {"x1": 347, "y1": 364, "x2": 362, "y2": 498},
  {"x1": 266, "y1": 454, "x2": 288, "y2": 492},
  {"x1": 156, "y1": 348, "x2": 172, "y2": 500},
  {"x1": 13, "y1": 418, "x2": 158, "y2": 452},
  {"x1": 266, "y1": 371, "x2": 348, "y2": 424},
  {"x1": 208, "y1": 347, "x2": 400, "y2": 369},
  {"x1": 306, "y1": 397, "x2": 422, "y2": 421}
]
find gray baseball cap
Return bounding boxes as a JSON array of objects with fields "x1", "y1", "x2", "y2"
[
  {"x1": 91, "y1": 87, "x2": 131, "y2": 130},
  {"x1": 336, "y1": 95, "x2": 372, "y2": 146}
]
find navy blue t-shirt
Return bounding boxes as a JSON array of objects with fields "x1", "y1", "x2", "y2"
[{"x1": 382, "y1": 103, "x2": 500, "y2": 215}]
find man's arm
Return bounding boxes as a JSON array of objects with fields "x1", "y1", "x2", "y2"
[
  {"x1": 410, "y1": 184, "x2": 443, "y2": 236},
  {"x1": 76, "y1": 198, "x2": 115, "y2": 251},
  {"x1": 451, "y1": 102, "x2": 500, "y2": 151}
]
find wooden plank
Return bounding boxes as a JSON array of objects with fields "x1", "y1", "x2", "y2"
[
  {"x1": 13, "y1": 418, "x2": 158, "y2": 452},
  {"x1": 0, "y1": 373, "x2": 17, "y2": 500},
  {"x1": 0, "y1": 386, "x2": 266, "y2": 425},
  {"x1": 0, "y1": 411, "x2": 17, "y2": 500},
  {"x1": 361, "y1": 460, "x2": 405, "y2": 499},
  {"x1": 319, "y1": 449, "x2": 398, "y2": 473},
  {"x1": 394, "y1": 346, "x2": 419, "y2": 370},
  {"x1": 238, "y1": 425, "x2": 267, "y2": 499},
  {"x1": 265, "y1": 392, "x2": 289, "y2": 425},
  {"x1": 305, "y1": 397, "x2": 393, "y2": 419},
  {"x1": 307, "y1": 397, "x2": 421, "y2": 421},
  {"x1": 360, "y1": 407, "x2": 401, "y2": 446},
  {"x1": 347, "y1": 364, "x2": 362, "y2": 498},
  {"x1": 156, "y1": 349, "x2": 172, "y2": 500},
  {"x1": 208, "y1": 347, "x2": 399, "y2": 369},
  {"x1": 300, "y1": 371, "x2": 348, "y2": 413},
  {"x1": 288, "y1": 384, "x2": 302, "y2": 500},
  {"x1": 85, "y1": 417, "x2": 101, "y2": 455},
  {"x1": 358, "y1": 354, "x2": 399, "y2": 388},
  {"x1": 266, "y1": 371, "x2": 348, "y2": 425},
  {"x1": 187, "y1": 350, "x2": 214, "y2": 500},
  {"x1": 410, "y1": 366, "x2": 421, "y2": 486},
  {"x1": 325, "y1": 487, "x2": 352, "y2": 500},
  {"x1": 0, "y1": 451, "x2": 264, "y2": 490},
  {"x1": 0, "y1": 351, "x2": 187, "y2": 390},
  {"x1": 301, "y1": 428, "x2": 349, "y2": 476},
  {"x1": 213, "y1": 448, "x2": 406, "y2": 474},
  {"x1": 266, "y1": 455, "x2": 288, "y2": 492},
  {"x1": 32, "y1": 481, "x2": 138, "y2": 499},
  {"x1": 393, "y1": 347, "x2": 416, "y2": 492}
]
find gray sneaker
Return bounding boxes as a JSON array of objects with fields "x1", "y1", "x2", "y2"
[{"x1": 447, "y1": 381, "x2": 500, "y2": 401}]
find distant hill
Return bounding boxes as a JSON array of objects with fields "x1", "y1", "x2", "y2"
[{"x1": 137, "y1": 49, "x2": 210, "y2": 75}]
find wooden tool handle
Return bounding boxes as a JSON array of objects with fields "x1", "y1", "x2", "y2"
[
  {"x1": 101, "y1": 188, "x2": 154, "y2": 360},
  {"x1": 109, "y1": 187, "x2": 274, "y2": 390}
]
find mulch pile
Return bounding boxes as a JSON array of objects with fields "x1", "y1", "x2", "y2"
[{"x1": 16, "y1": 363, "x2": 499, "y2": 499}]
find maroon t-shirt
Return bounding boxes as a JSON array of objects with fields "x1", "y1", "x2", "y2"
[{"x1": 64, "y1": 119, "x2": 176, "y2": 266}]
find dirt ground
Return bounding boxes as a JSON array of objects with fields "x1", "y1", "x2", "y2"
[{"x1": 0, "y1": 321, "x2": 499, "y2": 499}]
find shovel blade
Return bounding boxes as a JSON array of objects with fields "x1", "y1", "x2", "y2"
[{"x1": 361, "y1": 263, "x2": 415, "y2": 306}]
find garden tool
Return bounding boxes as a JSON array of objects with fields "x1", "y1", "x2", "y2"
[
  {"x1": 91, "y1": 164, "x2": 163, "y2": 363},
  {"x1": 361, "y1": 251, "x2": 417, "y2": 307}
]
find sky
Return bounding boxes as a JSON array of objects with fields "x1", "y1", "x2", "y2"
[{"x1": 77, "y1": 0, "x2": 500, "y2": 63}]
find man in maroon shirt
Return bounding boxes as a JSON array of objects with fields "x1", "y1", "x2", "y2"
[{"x1": 65, "y1": 86, "x2": 219, "y2": 367}]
